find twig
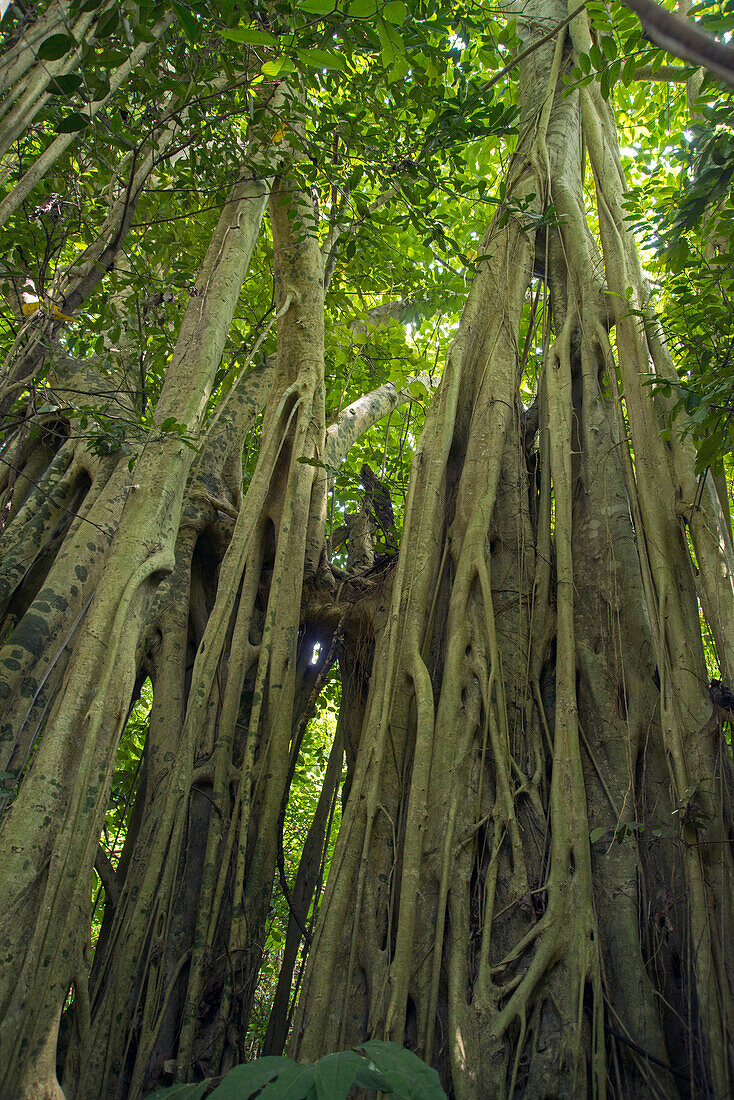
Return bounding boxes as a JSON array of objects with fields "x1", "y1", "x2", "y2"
[
  {"x1": 480, "y1": 5, "x2": 588, "y2": 94},
  {"x1": 604, "y1": 1022, "x2": 692, "y2": 1083}
]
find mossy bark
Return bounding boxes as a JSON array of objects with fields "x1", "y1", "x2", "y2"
[
  {"x1": 292, "y1": 5, "x2": 734, "y2": 1097},
  {"x1": 0, "y1": 164, "x2": 270, "y2": 1100}
]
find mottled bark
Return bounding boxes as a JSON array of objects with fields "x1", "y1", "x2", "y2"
[
  {"x1": 292, "y1": 5, "x2": 734, "y2": 1098},
  {"x1": 0, "y1": 162, "x2": 270, "y2": 1100}
]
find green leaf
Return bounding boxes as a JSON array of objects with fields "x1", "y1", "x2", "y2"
[
  {"x1": 209, "y1": 1058, "x2": 295, "y2": 1098},
  {"x1": 46, "y1": 73, "x2": 84, "y2": 95},
  {"x1": 311, "y1": 1051, "x2": 393, "y2": 1099},
  {"x1": 377, "y1": 18, "x2": 406, "y2": 81},
  {"x1": 408, "y1": 379, "x2": 430, "y2": 400},
  {"x1": 89, "y1": 74, "x2": 111, "y2": 101},
  {"x1": 600, "y1": 68, "x2": 611, "y2": 100},
  {"x1": 383, "y1": 1, "x2": 408, "y2": 22},
  {"x1": 589, "y1": 827, "x2": 606, "y2": 844},
  {"x1": 313, "y1": 1051, "x2": 362, "y2": 1099},
  {"x1": 345, "y1": 166, "x2": 363, "y2": 190},
  {"x1": 94, "y1": 47, "x2": 126, "y2": 65},
  {"x1": 298, "y1": 0, "x2": 336, "y2": 13},
  {"x1": 348, "y1": 0, "x2": 379, "y2": 17},
  {"x1": 261, "y1": 57, "x2": 296, "y2": 77},
  {"x1": 358, "y1": 1041, "x2": 447, "y2": 1099},
  {"x1": 38, "y1": 34, "x2": 76, "y2": 60},
  {"x1": 255, "y1": 1063, "x2": 316, "y2": 1100},
  {"x1": 695, "y1": 435, "x2": 722, "y2": 472},
  {"x1": 95, "y1": 6, "x2": 119, "y2": 36},
  {"x1": 297, "y1": 47, "x2": 347, "y2": 71},
  {"x1": 220, "y1": 27, "x2": 278, "y2": 45},
  {"x1": 56, "y1": 111, "x2": 90, "y2": 133},
  {"x1": 352, "y1": 1057, "x2": 393, "y2": 1090},
  {"x1": 600, "y1": 35, "x2": 617, "y2": 61},
  {"x1": 298, "y1": 457, "x2": 331, "y2": 470},
  {"x1": 171, "y1": 1, "x2": 200, "y2": 41}
]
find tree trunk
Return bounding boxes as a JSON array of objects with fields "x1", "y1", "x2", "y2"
[
  {"x1": 0, "y1": 160, "x2": 271, "y2": 1100},
  {"x1": 291, "y1": 4, "x2": 734, "y2": 1097}
]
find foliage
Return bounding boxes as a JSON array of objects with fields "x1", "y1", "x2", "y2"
[
  {"x1": 624, "y1": 87, "x2": 734, "y2": 475},
  {"x1": 1, "y1": 0, "x2": 519, "y2": 519},
  {"x1": 145, "y1": 1039, "x2": 447, "y2": 1099}
]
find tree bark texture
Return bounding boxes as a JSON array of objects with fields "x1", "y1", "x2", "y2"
[{"x1": 292, "y1": 4, "x2": 734, "y2": 1097}]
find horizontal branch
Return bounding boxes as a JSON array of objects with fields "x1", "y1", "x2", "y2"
[
  {"x1": 325, "y1": 375, "x2": 434, "y2": 471},
  {"x1": 629, "y1": 62, "x2": 695, "y2": 81},
  {"x1": 620, "y1": 0, "x2": 734, "y2": 86}
]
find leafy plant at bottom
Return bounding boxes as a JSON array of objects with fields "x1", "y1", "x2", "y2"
[{"x1": 144, "y1": 1040, "x2": 448, "y2": 1100}]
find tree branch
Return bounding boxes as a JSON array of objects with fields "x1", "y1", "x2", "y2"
[
  {"x1": 480, "y1": 4, "x2": 587, "y2": 93},
  {"x1": 94, "y1": 845, "x2": 121, "y2": 910},
  {"x1": 620, "y1": 0, "x2": 734, "y2": 86},
  {"x1": 325, "y1": 375, "x2": 435, "y2": 471},
  {"x1": 629, "y1": 62, "x2": 695, "y2": 81}
]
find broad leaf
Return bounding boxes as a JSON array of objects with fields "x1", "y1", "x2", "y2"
[
  {"x1": 348, "y1": 0, "x2": 379, "y2": 17},
  {"x1": 220, "y1": 28, "x2": 278, "y2": 46},
  {"x1": 313, "y1": 1050, "x2": 389, "y2": 1099},
  {"x1": 209, "y1": 1057, "x2": 295, "y2": 1097},
  {"x1": 298, "y1": 0, "x2": 336, "y2": 12},
  {"x1": 56, "y1": 111, "x2": 90, "y2": 133},
  {"x1": 353, "y1": 1057, "x2": 394, "y2": 1090},
  {"x1": 297, "y1": 48, "x2": 347, "y2": 71},
  {"x1": 255, "y1": 1062, "x2": 316, "y2": 1099},
  {"x1": 261, "y1": 57, "x2": 296, "y2": 77},
  {"x1": 38, "y1": 34, "x2": 76, "y2": 60},
  {"x1": 358, "y1": 1041, "x2": 447, "y2": 1099},
  {"x1": 144, "y1": 1083, "x2": 211, "y2": 1099},
  {"x1": 46, "y1": 73, "x2": 84, "y2": 95},
  {"x1": 383, "y1": 1, "x2": 408, "y2": 23},
  {"x1": 377, "y1": 18, "x2": 406, "y2": 81},
  {"x1": 95, "y1": 6, "x2": 119, "y2": 36}
]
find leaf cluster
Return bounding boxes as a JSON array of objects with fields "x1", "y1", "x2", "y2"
[{"x1": 146, "y1": 1038, "x2": 447, "y2": 1099}]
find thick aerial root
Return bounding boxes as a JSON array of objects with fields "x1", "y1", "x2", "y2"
[
  {"x1": 0, "y1": 164, "x2": 271, "y2": 1100},
  {"x1": 576, "y1": 46, "x2": 734, "y2": 1091}
]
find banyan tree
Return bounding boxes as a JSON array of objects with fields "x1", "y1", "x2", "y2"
[{"x1": 1, "y1": 0, "x2": 733, "y2": 1097}]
